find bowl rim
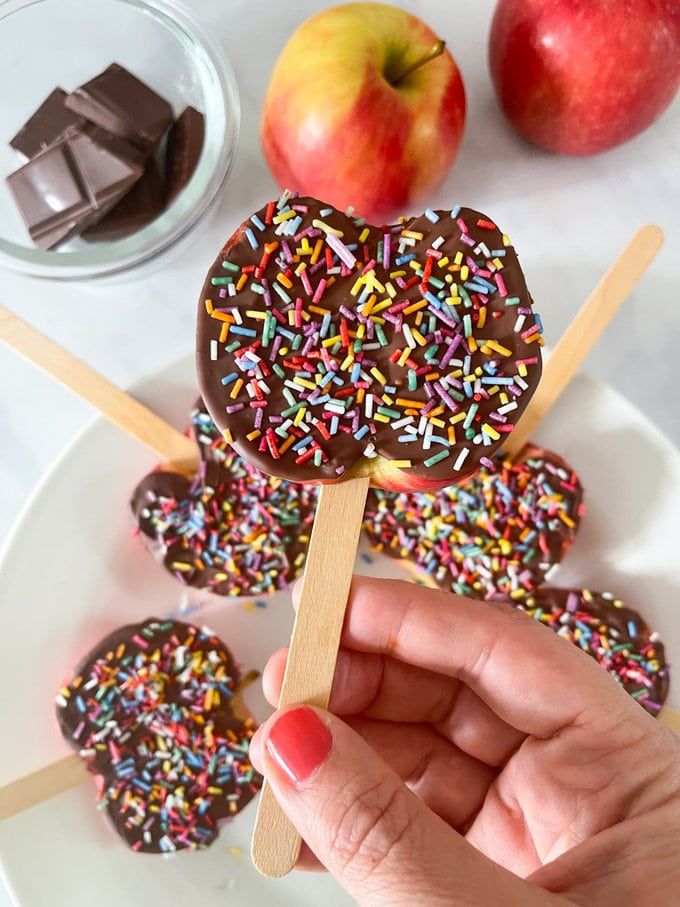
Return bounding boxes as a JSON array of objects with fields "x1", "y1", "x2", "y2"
[{"x1": 0, "y1": 0, "x2": 241, "y2": 280}]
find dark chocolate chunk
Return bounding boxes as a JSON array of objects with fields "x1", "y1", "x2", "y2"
[
  {"x1": 83, "y1": 152, "x2": 165, "y2": 241},
  {"x1": 165, "y1": 106, "x2": 204, "y2": 200},
  {"x1": 65, "y1": 63, "x2": 173, "y2": 154},
  {"x1": 9, "y1": 88, "x2": 86, "y2": 160},
  {"x1": 6, "y1": 126, "x2": 143, "y2": 249}
]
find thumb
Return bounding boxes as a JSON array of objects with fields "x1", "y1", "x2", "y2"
[{"x1": 250, "y1": 706, "x2": 555, "y2": 907}]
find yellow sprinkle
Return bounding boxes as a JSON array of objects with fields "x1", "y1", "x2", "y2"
[
  {"x1": 389, "y1": 270, "x2": 406, "y2": 279},
  {"x1": 230, "y1": 378, "x2": 243, "y2": 399},
  {"x1": 340, "y1": 354, "x2": 354, "y2": 370},
  {"x1": 450, "y1": 412, "x2": 467, "y2": 424},
  {"x1": 411, "y1": 329, "x2": 426, "y2": 347},
  {"x1": 294, "y1": 406, "x2": 307, "y2": 426},
  {"x1": 312, "y1": 219, "x2": 343, "y2": 236},
  {"x1": 246, "y1": 429, "x2": 261, "y2": 441},
  {"x1": 371, "y1": 297, "x2": 394, "y2": 314},
  {"x1": 245, "y1": 310, "x2": 267, "y2": 320},
  {"x1": 293, "y1": 377, "x2": 317, "y2": 391},
  {"x1": 287, "y1": 310, "x2": 296, "y2": 326},
  {"x1": 385, "y1": 282, "x2": 396, "y2": 298},
  {"x1": 477, "y1": 307, "x2": 487, "y2": 329},
  {"x1": 428, "y1": 417, "x2": 445, "y2": 429},
  {"x1": 204, "y1": 299, "x2": 214, "y2": 314},
  {"x1": 518, "y1": 363, "x2": 528, "y2": 377},
  {"x1": 277, "y1": 273, "x2": 293, "y2": 289},
  {"x1": 486, "y1": 340, "x2": 512, "y2": 356},
  {"x1": 398, "y1": 348, "x2": 411, "y2": 367},
  {"x1": 403, "y1": 299, "x2": 428, "y2": 315},
  {"x1": 310, "y1": 239, "x2": 323, "y2": 264},
  {"x1": 272, "y1": 209, "x2": 296, "y2": 223},
  {"x1": 502, "y1": 233, "x2": 511, "y2": 247},
  {"x1": 295, "y1": 259, "x2": 308, "y2": 273},
  {"x1": 350, "y1": 277, "x2": 364, "y2": 296},
  {"x1": 222, "y1": 428, "x2": 233, "y2": 445},
  {"x1": 437, "y1": 256, "x2": 450, "y2": 269},
  {"x1": 309, "y1": 304, "x2": 330, "y2": 315},
  {"x1": 374, "y1": 413, "x2": 390, "y2": 423},
  {"x1": 454, "y1": 251, "x2": 463, "y2": 265},
  {"x1": 322, "y1": 334, "x2": 342, "y2": 347},
  {"x1": 492, "y1": 257, "x2": 504, "y2": 270},
  {"x1": 359, "y1": 227, "x2": 370, "y2": 242},
  {"x1": 481, "y1": 424, "x2": 501, "y2": 440},
  {"x1": 460, "y1": 265, "x2": 469, "y2": 281},
  {"x1": 236, "y1": 273, "x2": 248, "y2": 292},
  {"x1": 381, "y1": 392, "x2": 394, "y2": 405},
  {"x1": 219, "y1": 322, "x2": 230, "y2": 343},
  {"x1": 390, "y1": 460, "x2": 412, "y2": 468},
  {"x1": 559, "y1": 513, "x2": 576, "y2": 528},
  {"x1": 401, "y1": 229, "x2": 423, "y2": 240},
  {"x1": 370, "y1": 367, "x2": 387, "y2": 384}
]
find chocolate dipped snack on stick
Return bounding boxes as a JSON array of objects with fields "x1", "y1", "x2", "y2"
[
  {"x1": 196, "y1": 195, "x2": 545, "y2": 876},
  {"x1": 65, "y1": 63, "x2": 173, "y2": 155},
  {"x1": 131, "y1": 400, "x2": 318, "y2": 596},
  {"x1": 504, "y1": 225, "x2": 665, "y2": 458},
  {"x1": 0, "y1": 620, "x2": 261, "y2": 835},
  {"x1": 0, "y1": 304, "x2": 197, "y2": 471}
]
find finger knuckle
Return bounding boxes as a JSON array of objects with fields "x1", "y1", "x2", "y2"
[{"x1": 325, "y1": 772, "x2": 415, "y2": 882}]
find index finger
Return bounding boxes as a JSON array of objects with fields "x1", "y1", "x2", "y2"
[{"x1": 295, "y1": 576, "x2": 643, "y2": 738}]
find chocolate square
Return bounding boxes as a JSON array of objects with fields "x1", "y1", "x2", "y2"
[
  {"x1": 6, "y1": 126, "x2": 143, "y2": 249},
  {"x1": 65, "y1": 63, "x2": 173, "y2": 154},
  {"x1": 10, "y1": 88, "x2": 87, "y2": 160}
]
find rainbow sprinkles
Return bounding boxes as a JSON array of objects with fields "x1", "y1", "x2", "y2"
[{"x1": 197, "y1": 195, "x2": 544, "y2": 490}]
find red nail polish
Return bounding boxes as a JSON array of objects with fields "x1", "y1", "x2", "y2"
[{"x1": 266, "y1": 707, "x2": 332, "y2": 784}]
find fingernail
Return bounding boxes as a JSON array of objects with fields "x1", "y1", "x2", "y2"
[{"x1": 265, "y1": 707, "x2": 332, "y2": 784}]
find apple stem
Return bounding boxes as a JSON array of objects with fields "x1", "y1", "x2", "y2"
[{"x1": 390, "y1": 40, "x2": 447, "y2": 86}]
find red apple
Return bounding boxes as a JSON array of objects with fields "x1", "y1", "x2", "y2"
[
  {"x1": 489, "y1": 0, "x2": 680, "y2": 155},
  {"x1": 261, "y1": 2, "x2": 466, "y2": 221}
]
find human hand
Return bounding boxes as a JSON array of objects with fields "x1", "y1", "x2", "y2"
[{"x1": 249, "y1": 577, "x2": 680, "y2": 906}]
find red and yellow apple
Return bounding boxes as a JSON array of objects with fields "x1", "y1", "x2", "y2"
[
  {"x1": 489, "y1": 0, "x2": 680, "y2": 155},
  {"x1": 261, "y1": 2, "x2": 466, "y2": 221}
]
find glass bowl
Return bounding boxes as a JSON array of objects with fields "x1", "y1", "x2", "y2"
[{"x1": 0, "y1": 0, "x2": 240, "y2": 279}]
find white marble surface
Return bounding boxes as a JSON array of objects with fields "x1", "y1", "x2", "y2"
[{"x1": 0, "y1": 1, "x2": 678, "y2": 903}]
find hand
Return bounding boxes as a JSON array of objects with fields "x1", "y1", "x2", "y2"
[{"x1": 249, "y1": 577, "x2": 680, "y2": 906}]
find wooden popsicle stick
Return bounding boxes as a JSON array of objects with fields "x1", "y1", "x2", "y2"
[
  {"x1": 0, "y1": 304, "x2": 198, "y2": 472},
  {"x1": 0, "y1": 755, "x2": 88, "y2": 822},
  {"x1": 504, "y1": 225, "x2": 664, "y2": 457},
  {"x1": 251, "y1": 475, "x2": 370, "y2": 878}
]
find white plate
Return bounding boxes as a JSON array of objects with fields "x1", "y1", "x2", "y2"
[{"x1": 0, "y1": 355, "x2": 679, "y2": 907}]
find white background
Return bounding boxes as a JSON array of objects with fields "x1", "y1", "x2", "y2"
[{"x1": 0, "y1": 0, "x2": 678, "y2": 902}]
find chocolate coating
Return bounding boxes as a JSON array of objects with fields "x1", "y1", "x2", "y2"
[
  {"x1": 364, "y1": 445, "x2": 583, "y2": 600},
  {"x1": 56, "y1": 618, "x2": 261, "y2": 853},
  {"x1": 131, "y1": 400, "x2": 318, "y2": 596},
  {"x1": 197, "y1": 196, "x2": 543, "y2": 488},
  {"x1": 519, "y1": 588, "x2": 669, "y2": 715}
]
